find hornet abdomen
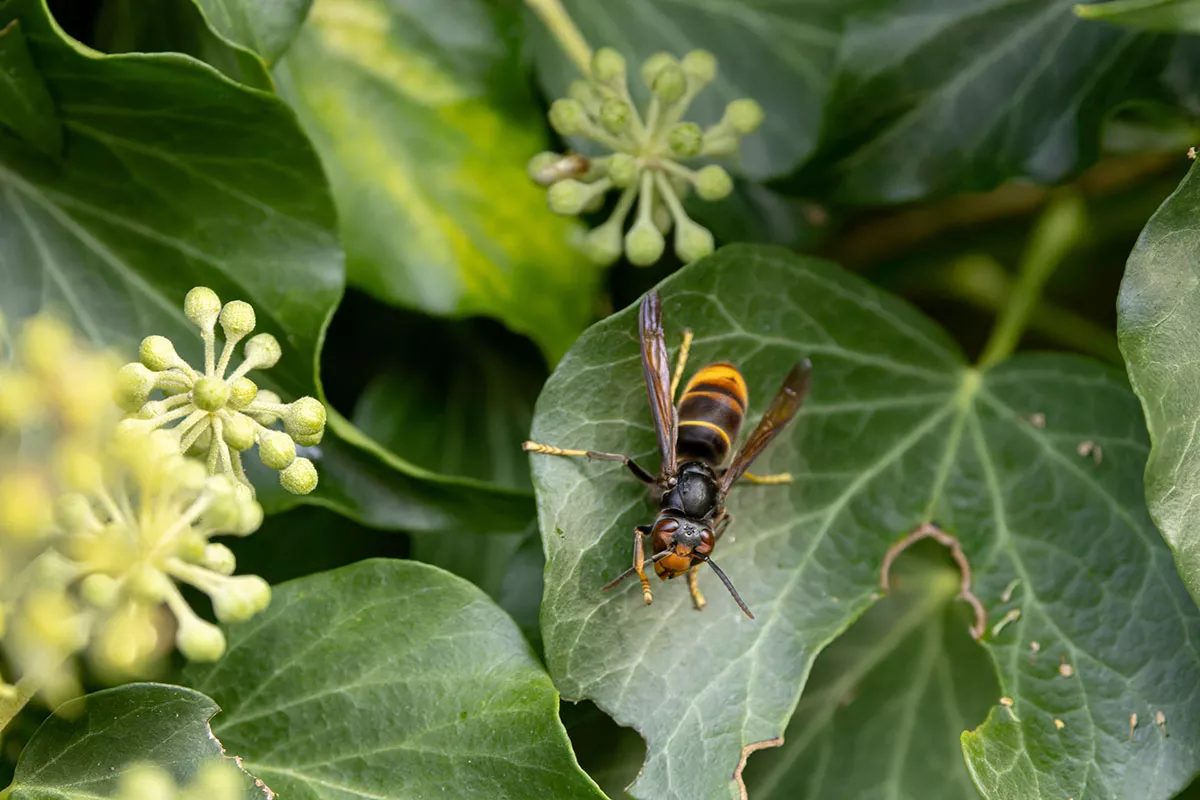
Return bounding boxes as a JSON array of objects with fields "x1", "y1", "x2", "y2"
[{"x1": 676, "y1": 362, "x2": 747, "y2": 467}]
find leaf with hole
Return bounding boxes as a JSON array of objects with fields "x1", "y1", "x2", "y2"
[
  {"x1": 6, "y1": 683, "x2": 269, "y2": 799},
  {"x1": 530, "y1": 243, "x2": 1200, "y2": 800},
  {"x1": 184, "y1": 559, "x2": 606, "y2": 800}
]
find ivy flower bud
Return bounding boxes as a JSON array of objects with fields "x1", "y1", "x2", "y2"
[
  {"x1": 20, "y1": 315, "x2": 73, "y2": 375},
  {"x1": 682, "y1": 50, "x2": 716, "y2": 86},
  {"x1": 725, "y1": 98, "x2": 764, "y2": 134},
  {"x1": 211, "y1": 575, "x2": 271, "y2": 623},
  {"x1": 56, "y1": 493, "x2": 99, "y2": 535},
  {"x1": 116, "y1": 363, "x2": 157, "y2": 412},
  {"x1": 607, "y1": 153, "x2": 639, "y2": 188},
  {"x1": 592, "y1": 47, "x2": 626, "y2": 84},
  {"x1": 119, "y1": 764, "x2": 175, "y2": 800},
  {"x1": 0, "y1": 472, "x2": 53, "y2": 540},
  {"x1": 191, "y1": 760, "x2": 243, "y2": 800},
  {"x1": 585, "y1": 223, "x2": 624, "y2": 266},
  {"x1": 695, "y1": 164, "x2": 733, "y2": 201},
  {"x1": 675, "y1": 220, "x2": 715, "y2": 263},
  {"x1": 258, "y1": 429, "x2": 296, "y2": 470},
  {"x1": 139, "y1": 336, "x2": 181, "y2": 372},
  {"x1": 54, "y1": 438, "x2": 104, "y2": 491},
  {"x1": 202, "y1": 543, "x2": 236, "y2": 576},
  {"x1": 292, "y1": 430, "x2": 324, "y2": 447},
  {"x1": 0, "y1": 369, "x2": 42, "y2": 428},
  {"x1": 548, "y1": 98, "x2": 589, "y2": 136},
  {"x1": 568, "y1": 79, "x2": 600, "y2": 109},
  {"x1": 218, "y1": 300, "x2": 255, "y2": 340},
  {"x1": 79, "y1": 574, "x2": 120, "y2": 609},
  {"x1": 640, "y1": 52, "x2": 675, "y2": 88},
  {"x1": 221, "y1": 413, "x2": 256, "y2": 452},
  {"x1": 599, "y1": 97, "x2": 631, "y2": 134},
  {"x1": 227, "y1": 377, "x2": 257, "y2": 410},
  {"x1": 184, "y1": 287, "x2": 221, "y2": 332},
  {"x1": 128, "y1": 564, "x2": 171, "y2": 604},
  {"x1": 243, "y1": 333, "x2": 281, "y2": 370},
  {"x1": 176, "y1": 615, "x2": 225, "y2": 662},
  {"x1": 285, "y1": 397, "x2": 326, "y2": 438},
  {"x1": 668, "y1": 123, "x2": 703, "y2": 158},
  {"x1": 626, "y1": 218, "x2": 666, "y2": 267},
  {"x1": 547, "y1": 180, "x2": 590, "y2": 215},
  {"x1": 651, "y1": 63, "x2": 687, "y2": 104},
  {"x1": 191, "y1": 377, "x2": 229, "y2": 412},
  {"x1": 280, "y1": 456, "x2": 318, "y2": 495},
  {"x1": 527, "y1": 151, "x2": 560, "y2": 184}
]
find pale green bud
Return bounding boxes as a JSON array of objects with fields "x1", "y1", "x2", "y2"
[
  {"x1": 668, "y1": 123, "x2": 703, "y2": 158},
  {"x1": 221, "y1": 413, "x2": 255, "y2": 451},
  {"x1": 292, "y1": 430, "x2": 324, "y2": 447},
  {"x1": 211, "y1": 575, "x2": 271, "y2": 623},
  {"x1": 285, "y1": 396, "x2": 326, "y2": 438},
  {"x1": 568, "y1": 79, "x2": 600, "y2": 109},
  {"x1": 527, "y1": 151, "x2": 560, "y2": 185},
  {"x1": 228, "y1": 377, "x2": 257, "y2": 410},
  {"x1": 218, "y1": 301, "x2": 255, "y2": 340},
  {"x1": 243, "y1": 333, "x2": 281, "y2": 369},
  {"x1": 119, "y1": 764, "x2": 175, "y2": 800},
  {"x1": 548, "y1": 98, "x2": 589, "y2": 136},
  {"x1": 258, "y1": 429, "x2": 296, "y2": 470},
  {"x1": 682, "y1": 50, "x2": 716, "y2": 85},
  {"x1": 176, "y1": 615, "x2": 226, "y2": 662},
  {"x1": 80, "y1": 574, "x2": 121, "y2": 609},
  {"x1": 116, "y1": 363, "x2": 157, "y2": 412},
  {"x1": 585, "y1": 224, "x2": 624, "y2": 266},
  {"x1": 203, "y1": 475, "x2": 242, "y2": 530},
  {"x1": 56, "y1": 493, "x2": 99, "y2": 535},
  {"x1": 547, "y1": 180, "x2": 590, "y2": 215},
  {"x1": 640, "y1": 52, "x2": 675, "y2": 89},
  {"x1": 725, "y1": 98, "x2": 764, "y2": 134},
  {"x1": 592, "y1": 47, "x2": 626, "y2": 84},
  {"x1": 702, "y1": 129, "x2": 737, "y2": 156},
  {"x1": 695, "y1": 164, "x2": 733, "y2": 201},
  {"x1": 607, "y1": 153, "x2": 639, "y2": 188},
  {"x1": 128, "y1": 564, "x2": 171, "y2": 603},
  {"x1": 598, "y1": 97, "x2": 631, "y2": 134},
  {"x1": 249, "y1": 390, "x2": 282, "y2": 424},
  {"x1": 280, "y1": 457, "x2": 318, "y2": 495},
  {"x1": 177, "y1": 459, "x2": 207, "y2": 494},
  {"x1": 653, "y1": 203, "x2": 673, "y2": 234},
  {"x1": 675, "y1": 221, "x2": 715, "y2": 263},
  {"x1": 237, "y1": 499, "x2": 263, "y2": 536},
  {"x1": 625, "y1": 218, "x2": 665, "y2": 267},
  {"x1": 202, "y1": 543, "x2": 236, "y2": 576},
  {"x1": 651, "y1": 63, "x2": 687, "y2": 104},
  {"x1": 190, "y1": 760, "x2": 243, "y2": 800},
  {"x1": 176, "y1": 531, "x2": 207, "y2": 563},
  {"x1": 192, "y1": 377, "x2": 229, "y2": 412},
  {"x1": 139, "y1": 335, "x2": 180, "y2": 371},
  {"x1": 184, "y1": 287, "x2": 221, "y2": 331}
]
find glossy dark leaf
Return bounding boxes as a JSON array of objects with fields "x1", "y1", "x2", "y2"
[
  {"x1": 193, "y1": 0, "x2": 313, "y2": 63},
  {"x1": 7, "y1": 683, "x2": 269, "y2": 799},
  {"x1": 530, "y1": 244, "x2": 1200, "y2": 800},
  {"x1": 185, "y1": 559, "x2": 606, "y2": 800},
  {"x1": 0, "y1": 19, "x2": 60, "y2": 158}
]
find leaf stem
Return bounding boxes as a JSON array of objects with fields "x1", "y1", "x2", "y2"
[
  {"x1": 525, "y1": 0, "x2": 592, "y2": 78},
  {"x1": 976, "y1": 191, "x2": 1086, "y2": 369}
]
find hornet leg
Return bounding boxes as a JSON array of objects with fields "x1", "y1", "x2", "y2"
[
  {"x1": 522, "y1": 441, "x2": 656, "y2": 484},
  {"x1": 633, "y1": 525, "x2": 653, "y2": 605},
  {"x1": 742, "y1": 471, "x2": 792, "y2": 485},
  {"x1": 687, "y1": 564, "x2": 707, "y2": 611}
]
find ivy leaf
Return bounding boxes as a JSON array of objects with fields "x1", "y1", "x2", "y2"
[
  {"x1": 742, "y1": 551, "x2": 996, "y2": 799},
  {"x1": 6, "y1": 683, "x2": 269, "y2": 799},
  {"x1": 184, "y1": 559, "x2": 606, "y2": 800},
  {"x1": 192, "y1": 0, "x2": 313, "y2": 63},
  {"x1": 275, "y1": 0, "x2": 600, "y2": 363},
  {"x1": 1117, "y1": 162, "x2": 1200, "y2": 604},
  {"x1": 0, "y1": 0, "x2": 534, "y2": 536},
  {"x1": 523, "y1": 0, "x2": 840, "y2": 182},
  {"x1": 530, "y1": 244, "x2": 1200, "y2": 800},
  {"x1": 0, "y1": 19, "x2": 61, "y2": 158},
  {"x1": 1076, "y1": 0, "x2": 1200, "y2": 32}
]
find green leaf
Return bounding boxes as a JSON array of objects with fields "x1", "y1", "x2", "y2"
[
  {"x1": 276, "y1": 0, "x2": 601, "y2": 363},
  {"x1": 530, "y1": 244, "x2": 1200, "y2": 800},
  {"x1": 0, "y1": 0, "x2": 535, "y2": 536},
  {"x1": 7, "y1": 683, "x2": 269, "y2": 799},
  {"x1": 93, "y1": 0, "x2": 275, "y2": 90},
  {"x1": 524, "y1": 0, "x2": 839, "y2": 182},
  {"x1": 742, "y1": 550, "x2": 996, "y2": 799},
  {"x1": 0, "y1": 19, "x2": 61, "y2": 158},
  {"x1": 1077, "y1": 0, "x2": 1200, "y2": 32},
  {"x1": 185, "y1": 559, "x2": 606, "y2": 800},
  {"x1": 193, "y1": 0, "x2": 313, "y2": 63},
  {"x1": 1118, "y1": 162, "x2": 1200, "y2": 604}
]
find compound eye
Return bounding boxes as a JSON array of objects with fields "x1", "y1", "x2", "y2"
[
  {"x1": 698, "y1": 528, "x2": 715, "y2": 554},
  {"x1": 653, "y1": 518, "x2": 679, "y2": 546}
]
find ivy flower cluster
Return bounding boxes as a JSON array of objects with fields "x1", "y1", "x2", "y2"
[
  {"x1": 0, "y1": 313, "x2": 274, "y2": 709},
  {"x1": 120, "y1": 760, "x2": 247, "y2": 800},
  {"x1": 116, "y1": 287, "x2": 325, "y2": 496},
  {"x1": 529, "y1": 48, "x2": 763, "y2": 267}
]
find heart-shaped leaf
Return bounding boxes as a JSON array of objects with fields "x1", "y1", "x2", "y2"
[
  {"x1": 275, "y1": 0, "x2": 601, "y2": 363},
  {"x1": 530, "y1": 244, "x2": 1200, "y2": 800},
  {"x1": 6, "y1": 683, "x2": 269, "y2": 799},
  {"x1": 1118, "y1": 162, "x2": 1200, "y2": 603},
  {"x1": 742, "y1": 550, "x2": 996, "y2": 799},
  {"x1": 185, "y1": 559, "x2": 606, "y2": 800},
  {"x1": 0, "y1": 0, "x2": 534, "y2": 535}
]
